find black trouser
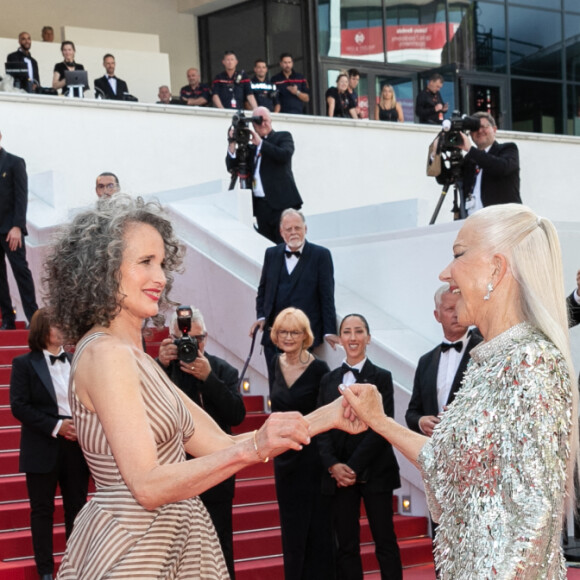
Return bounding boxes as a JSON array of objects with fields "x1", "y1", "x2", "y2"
[
  {"x1": 253, "y1": 197, "x2": 283, "y2": 244},
  {"x1": 25, "y1": 437, "x2": 89, "y2": 575},
  {"x1": 202, "y1": 498, "x2": 235, "y2": 579},
  {"x1": 0, "y1": 234, "x2": 38, "y2": 323},
  {"x1": 332, "y1": 486, "x2": 402, "y2": 580}
]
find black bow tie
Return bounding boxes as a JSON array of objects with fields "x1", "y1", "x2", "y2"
[
  {"x1": 49, "y1": 352, "x2": 67, "y2": 365},
  {"x1": 441, "y1": 341, "x2": 463, "y2": 353},
  {"x1": 285, "y1": 250, "x2": 301, "y2": 258},
  {"x1": 341, "y1": 363, "x2": 360, "y2": 380}
]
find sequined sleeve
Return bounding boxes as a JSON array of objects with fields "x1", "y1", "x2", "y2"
[
  {"x1": 490, "y1": 346, "x2": 572, "y2": 578},
  {"x1": 417, "y1": 439, "x2": 441, "y2": 523}
]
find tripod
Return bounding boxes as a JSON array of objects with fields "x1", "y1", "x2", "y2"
[{"x1": 429, "y1": 149, "x2": 467, "y2": 224}]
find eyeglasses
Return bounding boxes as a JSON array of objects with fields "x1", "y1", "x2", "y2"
[
  {"x1": 193, "y1": 334, "x2": 207, "y2": 342},
  {"x1": 277, "y1": 330, "x2": 304, "y2": 338}
]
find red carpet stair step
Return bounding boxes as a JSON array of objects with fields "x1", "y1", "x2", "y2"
[{"x1": 0, "y1": 327, "x2": 435, "y2": 579}]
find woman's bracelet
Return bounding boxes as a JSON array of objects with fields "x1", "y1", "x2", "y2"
[{"x1": 253, "y1": 429, "x2": 269, "y2": 463}]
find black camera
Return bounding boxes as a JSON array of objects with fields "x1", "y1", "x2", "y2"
[
  {"x1": 228, "y1": 111, "x2": 263, "y2": 190},
  {"x1": 173, "y1": 305, "x2": 198, "y2": 363},
  {"x1": 440, "y1": 111, "x2": 481, "y2": 150},
  {"x1": 231, "y1": 111, "x2": 263, "y2": 147}
]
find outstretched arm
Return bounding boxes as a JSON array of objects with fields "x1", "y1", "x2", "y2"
[{"x1": 341, "y1": 383, "x2": 427, "y2": 467}]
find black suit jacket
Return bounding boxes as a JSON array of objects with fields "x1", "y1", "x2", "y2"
[
  {"x1": 226, "y1": 130, "x2": 303, "y2": 212},
  {"x1": 7, "y1": 49, "x2": 40, "y2": 89},
  {"x1": 568, "y1": 292, "x2": 580, "y2": 328},
  {"x1": 0, "y1": 148, "x2": 28, "y2": 235},
  {"x1": 256, "y1": 240, "x2": 337, "y2": 347},
  {"x1": 438, "y1": 141, "x2": 521, "y2": 208},
  {"x1": 94, "y1": 75, "x2": 129, "y2": 100},
  {"x1": 405, "y1": 330, "x2": 483, "y2": 433},
  {"x1": 317, "y1": 360, "x2": 400, "y2": 494},
  {"x1": 10, "y1": 350, "x2": 73, "y2": 473}
]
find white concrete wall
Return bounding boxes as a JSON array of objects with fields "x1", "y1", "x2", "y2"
[{"x1": 0, "y1": 94, "x2": 579, "y2": 226}]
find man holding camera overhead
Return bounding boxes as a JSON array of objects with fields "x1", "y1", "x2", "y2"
[
  {"x1": 156, "y1": 306, "x2": 245, "y2": 580},
  {"x1": 226, "y1": 106, "x2": 303, "y2": 244},
  {"x1": 437, "y1": 111, "x2": 521, "y2": 216}
]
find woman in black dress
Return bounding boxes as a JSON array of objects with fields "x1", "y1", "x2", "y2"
[
  {"x1": 52, "y1": 41, "x2": 85, "y2": 96},
  {"x1": 375, "y1": 84, "x2": 404, "y2": 122},
  {"x1": 270, "y1": 307, "x2": 334, "y2": 580},
  {"x1": 326, "y1": 72, "x2": 357, "y2": 119}
]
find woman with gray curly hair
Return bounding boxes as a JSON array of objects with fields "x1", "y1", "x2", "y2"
[{"x1": 45, "y1": 195, "x2": 363, "y2": 579}]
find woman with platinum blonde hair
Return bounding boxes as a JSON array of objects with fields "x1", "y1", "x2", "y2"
[
  {"x1": 341, "y1": 204, "x2": 577, "y2": 579},
  {"x1": 44, "y1": 195, "x2": 364, "y2": 579}
]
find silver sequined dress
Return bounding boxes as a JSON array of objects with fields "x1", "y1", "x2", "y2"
[{"x1": 418, "y1": 322, "x2": 572, "y2": 579}]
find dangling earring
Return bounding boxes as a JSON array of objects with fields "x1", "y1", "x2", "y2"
[{"x1": 483, "y1": 282, "x2": 494, "y2": 301}]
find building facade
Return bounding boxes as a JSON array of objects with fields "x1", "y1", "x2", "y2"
[{"x1": 198, "y1": 0, "x2": 580, "y2": 134}]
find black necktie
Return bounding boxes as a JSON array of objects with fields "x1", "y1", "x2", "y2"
[
  {"x1": 341, "y1": 363, "x2": 360, "y2": 380},
  {"x1": 49, "y1": 352, "x2": 67, "y2": 365},
  {"x1": 441, "y1": 341, "x2": 462, "y2": 353},
  {"x1": 285, "y1": 250, "x2": 301, "y2": 258}
]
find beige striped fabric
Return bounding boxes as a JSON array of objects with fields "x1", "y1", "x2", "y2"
[{"x1": 57, "y1": 332, "x2": 229, "y2": 579}]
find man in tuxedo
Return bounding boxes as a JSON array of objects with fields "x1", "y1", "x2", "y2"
[
  {"x1": 250, "y1": 209, "x2": 339, "y2": 387},
  {"x1": 436, "y1": 111, "x2": 521, "y2": 217},
  {"x1": 7, "y1": 32, "x2": 40, "y2": 93},
  {"x1": 94, "y1": 54, "x2": 129, "y2": 100},
  {"x1": 0, "y1": 131, "x2": 38, "y2": 329},
  {"x1": 226, "y1": 106, "x2": 303, "y2": 243},
  {"x1": 406, "y1": 284, "x2": 482, "y2": 435},
  {"x1": 156, "y1": 307, "x2": 245, "y2": 579},
  {"x1": 10, "y1": 309, "x2": 89, "y2": 580}
]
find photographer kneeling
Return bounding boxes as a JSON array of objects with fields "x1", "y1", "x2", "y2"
[
  {"x1": 157, "y1": 306, "x2": 246, "y2": 579},
  {"x1": 436, "y1": 111, "x2": 521, "y2": 216},
  {"x1": 226, "y1": 106, "x2": 303, "y2": 244}
]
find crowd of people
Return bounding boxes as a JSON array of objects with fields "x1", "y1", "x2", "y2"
[{"x1": 3, "y1": 31, "x2": 452, "y2": 127}]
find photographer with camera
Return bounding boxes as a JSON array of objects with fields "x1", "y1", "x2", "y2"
[
  {"x1": 434, "y1": 111, "x2": 521, "y2": 217},
  {"x1": 226, "y1": 106, "x2": 303, "y2": 244},
  {"x1": 157, "y1": 306, "x2": 246, "y2": 579}
]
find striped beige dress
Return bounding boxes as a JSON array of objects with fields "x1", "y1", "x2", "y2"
[{"x1": 56, "y1": 333, "x2": 229, "y2": 579}]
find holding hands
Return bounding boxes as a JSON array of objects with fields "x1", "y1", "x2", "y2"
[{"x1": 339, "y1": 383, "x2": 386, "y2": 431}]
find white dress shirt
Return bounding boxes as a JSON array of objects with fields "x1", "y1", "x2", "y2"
[
  {"x1": 436, "y1": 330, "x2": 470, "y2": 413},
  {"x1": 43, "y1": 348, "x2": 72, "y2": 437}
]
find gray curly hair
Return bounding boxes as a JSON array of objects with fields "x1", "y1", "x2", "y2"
[{"x1": 43, "y1": 195, "x2": 184, "y2": 342}]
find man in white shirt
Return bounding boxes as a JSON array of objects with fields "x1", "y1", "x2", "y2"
[{"x1": 405, "y1": 284, "x2": 482, "y2": 435}]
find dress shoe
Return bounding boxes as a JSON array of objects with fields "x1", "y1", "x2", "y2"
[
  {"x1": 39, "y1": 574, "x2": 53, "y2": 580},
  {"x1": 0, "y1": 321, "x2": 16, "y2": 330}
]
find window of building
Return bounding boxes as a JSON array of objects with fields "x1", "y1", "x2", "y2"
[
  {"x1": 508, "y1": 5, "x2": 562, "y2": 79},
  {"x1": 512, "y1": 79, "x2": 563, "y2": 133}
]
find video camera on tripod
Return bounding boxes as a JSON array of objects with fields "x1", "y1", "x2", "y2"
[
  {"x1": 228, "y1": 111, "x2": 263, "y2": 190},
  {"x1": 428, "y1": 111, "x2": 481, "y2": 224}
]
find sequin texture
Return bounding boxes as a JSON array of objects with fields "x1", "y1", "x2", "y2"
[{"x1": 418, "y1": 323, "x2": 572, "y2": 579}]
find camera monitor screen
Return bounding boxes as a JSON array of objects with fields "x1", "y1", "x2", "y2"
[{"x1": 64, "y1": 70, "x2": 89, "y2": 89}]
